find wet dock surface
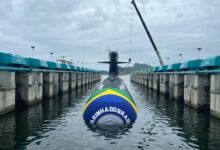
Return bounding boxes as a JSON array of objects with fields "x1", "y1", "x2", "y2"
[{"x1": 0, "y1": 75, "x2": 220, "y2": 150}]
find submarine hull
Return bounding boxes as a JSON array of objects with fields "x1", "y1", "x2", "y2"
[{"x1": 83, "y1": 76, "x2": 137, "y2": 130}]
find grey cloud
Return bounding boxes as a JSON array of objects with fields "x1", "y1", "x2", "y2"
[{"x1": 0, "y1": 0, "x2": 219, "y2": 70}]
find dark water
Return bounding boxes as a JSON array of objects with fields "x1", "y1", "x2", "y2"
[{"x1": 0, "y1": 75, "x2": 220, "y2": 150}]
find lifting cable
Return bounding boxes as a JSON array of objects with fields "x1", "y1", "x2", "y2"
[{"x1": 129, "y1": 4, "x2": 134, "y2": 64}]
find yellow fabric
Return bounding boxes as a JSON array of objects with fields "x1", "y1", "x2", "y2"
[{"x1": 82, "y1": 89, "x2": 138, "y2": 114}]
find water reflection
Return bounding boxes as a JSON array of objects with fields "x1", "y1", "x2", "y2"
[
  {"x1": 132, "y1": 82, "x2": 220, "y2": 150},
  {"x1": 0, "y1": 77, "x2": 220, "y2": 150},
  {"x1": 0, "y1": 83, "x2": 96, "y2": 150},
  {"x1": 85, "y1": 123, "x2": 133, "y2": 139}
]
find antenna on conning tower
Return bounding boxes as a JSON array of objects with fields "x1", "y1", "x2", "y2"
[{"x1": 131, "y1": 0, "x2": 164, "y2": 66}]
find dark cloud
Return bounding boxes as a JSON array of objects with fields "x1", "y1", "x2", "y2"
[{"x1": 0, "y1": 0, "x2": 219, "y2": 70}]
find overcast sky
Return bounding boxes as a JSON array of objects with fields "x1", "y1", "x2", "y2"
[{"x1": 0, "y1": 0, "x2": 219, "y2": 70}]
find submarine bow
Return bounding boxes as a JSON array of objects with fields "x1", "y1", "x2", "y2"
[{"x1": 83, "y1": 87, "x2": 137, "y2": 128}]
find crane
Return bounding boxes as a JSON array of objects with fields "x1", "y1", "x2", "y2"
[{"x1": 131, "y1": 0, "x2": 164, "y2": 66}]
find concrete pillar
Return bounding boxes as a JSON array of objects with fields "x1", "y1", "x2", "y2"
[
  {"x1": 69, "y1": 72, "x2": 76, "y2": 90},
  {"x1": 131, "y1": 75, "x2": 134, "y2": 82},
  {"x1": 136, "y1": 74, "x2": 138, "y2": 83},
  {"x1": 140, "y1": 74, "x2": 144, "y2": 85},
  {"x1": 169, "y1": 74, "x2": 184, "y2": 100},
  {"x1": 96, "y1": 73, "x2": 98, "y2": 81},
  {"x1": 58, "y1": 72, "x2": 69, "y2": 93},
  {"x1": 131, "y1": 75, "x2": 133, "y2": 82},
  {"x1": 91, "y1": 73, "x2": 94, "y2": 83},
  {"x1": 184, "y1": 74, "x2": 210, "y2": 109},
  {"x1": 87, "y1": 72, "x2": 90, "y2": 84},
  {"x1": 76, "y1": 72, "x2": 82, "y2": 88},
  {"x1": 98, "y1": 73, "x2": 101, "y2": 81},
  {"x1": 96, "y1": 73, "x2": 99, "y2": 82},
  {"x1": 43, "y1": 72, "x2": 59, "y2": 98},
  {"x1": 148, "y1": 74, "x2": 153, "y2": 89},
  {"x1": 16, "y1": 72, "x2": 43, "y2": 106},
  {"x1": 82, "y1": 73, "x2": 86, "y2": 86},
  {"x1": 153, "y1": 74, "x2": 160, "y2": 91},
  {"x1": 87, "y1": 73, "x2": 90, "y2": 84},
  {"x1": 132, "y1": 74, "x2": 135, "y2": 82},
  {"x1": 88, "y1": 73, "x2": 91, "y2": 84},
  {"x1": 136, "y1": 74, "x2": 139, "y2": 84},
  {"x1": 160, "y1": 74, "x2": 169, "y2": 95},
  {"x1": 94, "y1": 73, "x2": 97, "y2": 82},
  {"x1": 144, "y1": 74, "x2": 148, "y2": 87},
  {"x1": 86, "y1": 73, "x2": 89, "y2": 85},
  {"x1": 133, "y1": 74, "x2": 136, "y2": 82},
  {"x1": 210, "y1": 74, "x2": 220, "y2": 118},
  {"x1": 139, "y1": 74, "x2": 141, "y2": 84},
  {"x1": 142, "y1": 74, "x2": 145, "y2": 85},
  {"x1": 0, "y1": 72, "x2": 15, "y2": 115}
]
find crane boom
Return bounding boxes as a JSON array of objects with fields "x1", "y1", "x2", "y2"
[{"x1": 131, "y1": 0, "x2": 164, "y2": 66}]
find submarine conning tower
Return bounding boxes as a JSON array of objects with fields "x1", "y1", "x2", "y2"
[
  {"x1": 108, "y1": 51, "x2": 119, "y2": 76},
  {"x1": 99, "y1": 50, "x2": 130, "y2": 77}
]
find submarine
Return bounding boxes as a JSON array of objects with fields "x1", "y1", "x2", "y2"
[{"x1": 83, "y1": 50, "x2": 137, "y2": 130}]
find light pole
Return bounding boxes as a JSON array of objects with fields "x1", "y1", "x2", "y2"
[
  {"x1": 50, "y1": 52, "x2": 54, "y2": 61},
  {"x1": 197, "y1": 48, "x2": 202, "y2": 59},
  {"x1": 81, "y1": 62, "x2": 84, "y2": 68},
  {"x1": 31, "y1": 46, "x2": 35, "y2": 57},
  {"x1": 167, "y1": 57, "x2": 170, "y2": 65},
  {"x1": 62, "y1": 56, "x2": 65, "y2": 64},
  {"x1": 179, "y1": 53, "x2": 182, "y2": 63}
]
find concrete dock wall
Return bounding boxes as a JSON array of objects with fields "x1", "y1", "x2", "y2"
[
  {"x1": 0, "y1": 72, "x2": 15, "y2": 115},
  {"x1": 0, "y1": 70, "x2": 100, "y2": 116},
  {"x1": 0, "y1": 50, "x2": 101, "y2": 116},
  {"x1": 210, "y1": 74, "x2": 220, "y2": 118},
  {"x1": 130, "y1": 71, "x2": 218, "y2": 119}
]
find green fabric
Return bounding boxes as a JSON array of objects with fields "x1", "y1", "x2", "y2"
[{"x1": 86, "y1": 88, "x2": 136, "y2": 106}]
